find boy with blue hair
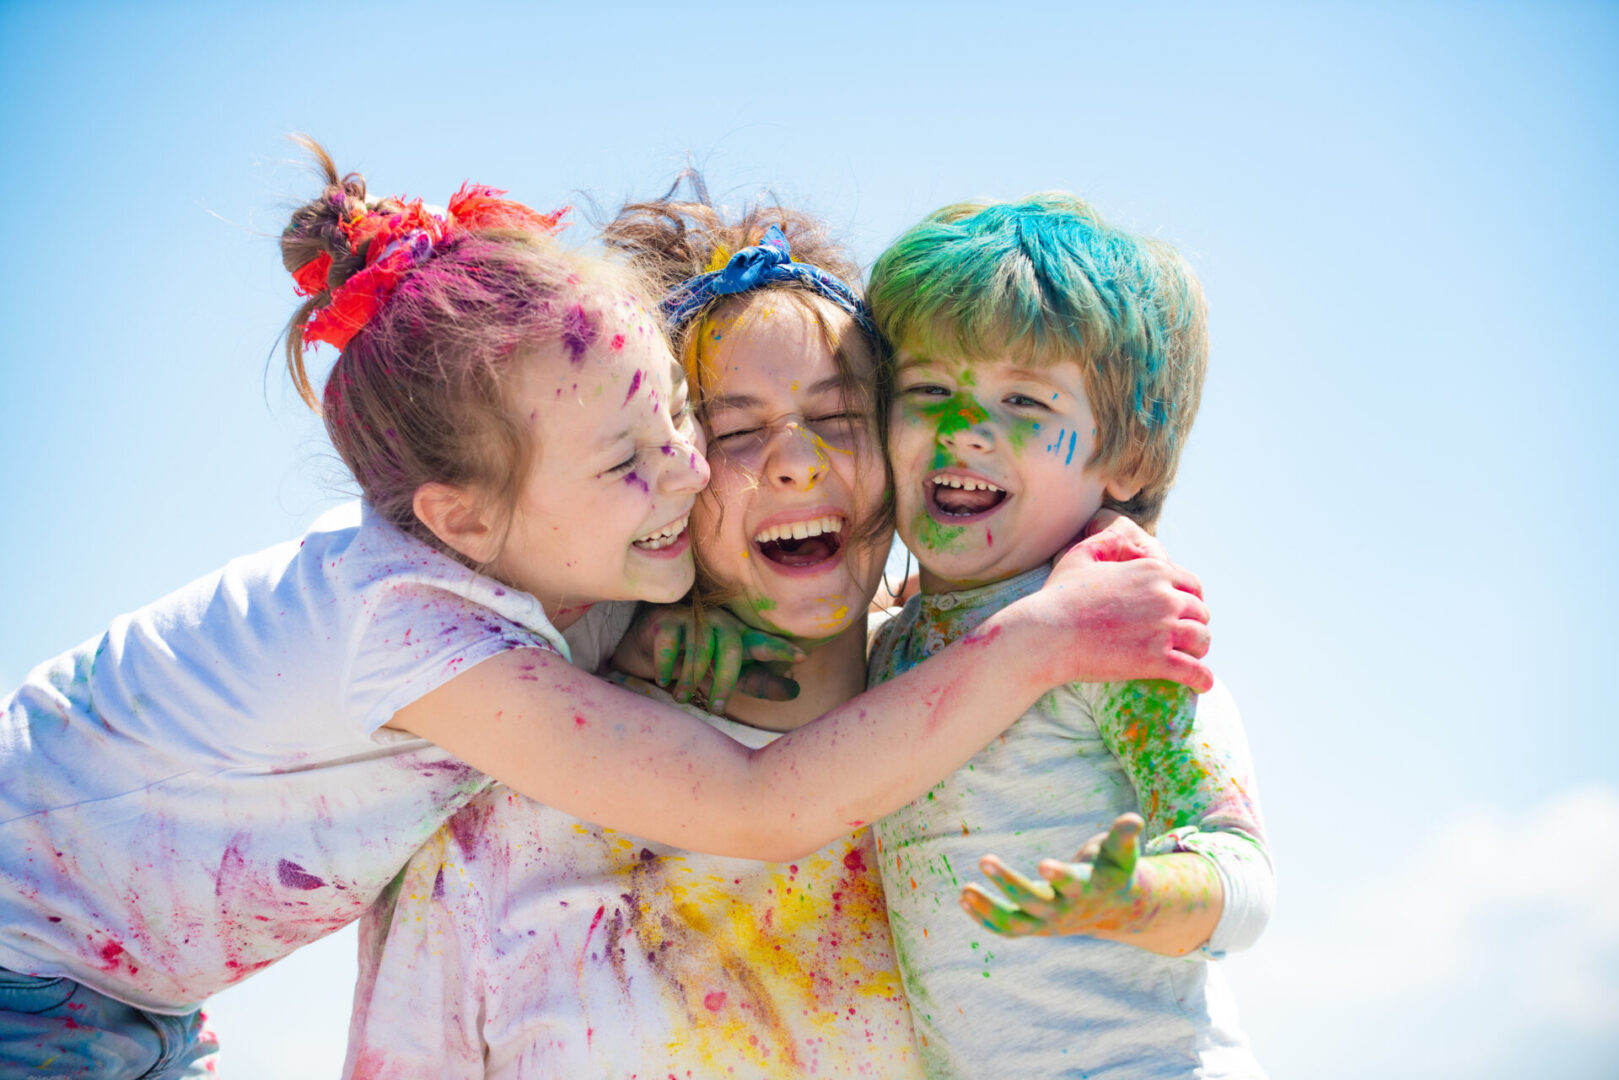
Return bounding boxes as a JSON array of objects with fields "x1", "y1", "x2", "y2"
[{"x1": 866, "y1": 194, "x2": 1274, "y2": 1078}]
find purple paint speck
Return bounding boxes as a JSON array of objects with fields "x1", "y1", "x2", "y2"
[
  {"x1": 277, "y1": 859, "x2": 325, "y2": 891},
  {"x1": 623, "y1": 369, "x2": 642, "y2": 405},
  {"x1": 623, "y1": 471, "x2": 649, "y2": 494},
  {"x1": 432, "y1": 867, "x2": 446, "y2": 901},
  {"x1": 561, "y1": 304, "x2": 598, "y2": 363}
]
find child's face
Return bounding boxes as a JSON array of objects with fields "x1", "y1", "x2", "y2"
[
  {"x1": 889, "y1": 350, "x2": 1134, "y2": 592},
  {"x1": 491, "y1": 298, "x2": 710, "y2": 621},
  {"x1": 693, "y1": 300, "x2": 888, "y2": 643}
]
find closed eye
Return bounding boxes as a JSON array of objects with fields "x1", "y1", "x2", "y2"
[
  {"x1": 713, "y1": 427, "x2": 762, "y2": 444},
  {"x1": 603, "y1": 452, "x2": 639, "y2": 476}
]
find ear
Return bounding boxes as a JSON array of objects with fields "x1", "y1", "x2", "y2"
[
  {"x1": 413, "y1": 482, "x2": 502, "y2": 564},
  {"x1": 1103, "y1": 475, "x2": 1142, "y2": 503}
]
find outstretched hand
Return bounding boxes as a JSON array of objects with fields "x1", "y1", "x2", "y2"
[
  {"x1": 960, "y1": 813, "x2": 1145, "y2": 938},
  {"x1": 613, "y1": 605, "x2": 803, "y2": 714}
]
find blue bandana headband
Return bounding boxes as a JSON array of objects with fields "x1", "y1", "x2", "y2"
[{"x1": 660, "y1": 225, "x2": 879, "y2": 341}]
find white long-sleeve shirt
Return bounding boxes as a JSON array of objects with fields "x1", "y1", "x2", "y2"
[{"x1": 868, "y1": 564, "x2": 1275, "y2": 1079}]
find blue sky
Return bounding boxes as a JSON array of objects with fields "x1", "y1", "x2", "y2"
[{"x1": 3, "y1": 2, "x2": 1616, "y2": 1075}]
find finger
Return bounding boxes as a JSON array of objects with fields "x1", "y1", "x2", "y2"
[
  {"x1": 1079, "y1": 508, "x2": 1121, "y2": 540},
  {"x1": 959, "y1": 885, "x2": 1045, "y2": 938},
  {"x1": 707, "y1": 629, "x2": 744, "y2": 714},
  {"x1": 1176, "y1": 590, "x2": 1210, "y2": 627},
  {"x1": 735, "y1": 664, "x2": 800, "y2": 702},
  {"x1": 1071, "y1": 830, "x2": 1112, "y2": 864},
  {"x1": 978, "y1": 854, "x2": 1057, "y2": 912},
  {"x1": 674, "y1": 625, "x2": 717, "y2": 704},
  {"x1": 1036, "y1": 857, "x2": 1095, "y2": 901},
  {"x1": 1156, "y1": 651, "x2": 1215, "y2": 694},
  {"x1": 1165, "y1": 562, "x2": 1205, "y2": 601},
  {"x1": 740, "y1": 628, "x2": 806, "y2": 665},
  {"x1": 652, "y1": 621, "x2": 684, "y2": 687},
  {"x1": 1097, "y1": 814, "x2": 1143, "y2": 874},
  {"x1": 1172, "y1": 619, "x2": 1211, "y2": 661}
]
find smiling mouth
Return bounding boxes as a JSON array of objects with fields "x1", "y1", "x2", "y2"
[
  {"x1": 751, "y1": 515, "x2": 846, "y2": 567},
  {"x1": 633, "y1": 515, "x2": 689, "y2": 551},
  {"x1": 928, "y1": 474, "x2": 1008, "y2": 518}
]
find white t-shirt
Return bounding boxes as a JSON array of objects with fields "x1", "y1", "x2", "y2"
[
  {"x1": 0, "y1": 502, "x2": 630, "y2": 1014},
  {"x1": 343, "y1": 675, "x2": 924, "y2": 1080}
]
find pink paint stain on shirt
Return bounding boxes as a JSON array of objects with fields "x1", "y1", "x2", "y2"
[
  {"x1": 277, "y1": 859, "x2": 326, "y2": 890},
  {"x1": 704, "y1": 990, "x2": 728, "y2": 1012}
]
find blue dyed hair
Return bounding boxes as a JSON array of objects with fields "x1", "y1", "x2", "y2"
[{"x1": 867, "y1": 193, "x2": 1208, "y2": 528}]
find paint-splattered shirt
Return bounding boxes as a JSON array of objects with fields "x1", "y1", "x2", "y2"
[
  {"x1": 868, "y1": 564, "x2": 1274, "y2": 1079},
  {"x1": 343, "y1": 675, "x2": 924, "y2": 1080},
  {"x1": 0, "y1": 502, "x2": 596, "y2": 1015}
]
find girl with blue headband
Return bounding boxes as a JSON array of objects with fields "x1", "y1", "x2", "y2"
[{"x1": 339, "y1": 177, "x2": 1216, "y2": 1077}]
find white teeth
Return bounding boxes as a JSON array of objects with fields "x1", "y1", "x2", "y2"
[
  {"x1": 634, "y1": 516, "x2": 689, "y2": 550},
  {"x1": 931, "y1": 475, "x2": 1004, "y2": 493},
  {"x1": 751, "y1": 515, "x2": 845, "y2": 545}
]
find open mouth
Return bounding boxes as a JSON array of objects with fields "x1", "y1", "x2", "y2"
[
  {"x1": 927, "y1": 474, "x2": 1008, "y2": 520},
  {"x1": 633, "y1": 515, "x2": 690, "y2": 552},
  {"x1": 751, "y1": 514, "x2": 846, "y2": 569}
]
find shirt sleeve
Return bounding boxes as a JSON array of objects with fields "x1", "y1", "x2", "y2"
[
  {"x1": 1090, "y1": 678, "x2": 1275, "y2": 958},
  {"x1": 344, "y1": 819, "x2": 489, "y2": 1079},
  {"x1": 560, "y1": 601, "x2": 639, "y2": 674}
]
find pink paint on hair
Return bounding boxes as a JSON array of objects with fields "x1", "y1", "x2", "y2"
[{"x1": 561, "y1": 304, "x2": 598, "y2": 363}]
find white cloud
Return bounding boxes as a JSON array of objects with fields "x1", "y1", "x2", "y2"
[{"x1": 1225, "y1": 785, "x2": 1619, "y2": 1079}]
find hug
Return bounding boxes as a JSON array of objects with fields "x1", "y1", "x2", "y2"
[{"x1": 1, "y1": 141, "x2": 1271, "y2": 1079}]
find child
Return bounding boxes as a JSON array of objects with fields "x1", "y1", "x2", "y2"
[
  {"x1": 865, "y1": 194, "x2": 1274, "y2": 1078},
  {"x1": 343, "y1": 189, "x2": 923, "y2": 1078},
  {"x1": 0, "y1": 149, "x2": 1213, "y2": 1076}
]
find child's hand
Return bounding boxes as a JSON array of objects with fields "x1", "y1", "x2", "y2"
[
  {"x1": 1034, "y1": 545, "x2": 1213, "y2": 692},
  {"x1": 612, "y1": 605, "x2": 803, "y2": 714},
  {"x1": 960, "y1": 813, "x2": 1145, "y2": 938}
]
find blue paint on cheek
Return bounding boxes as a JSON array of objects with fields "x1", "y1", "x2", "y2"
[{"x1": 1065, "y1": 431, "x2": 1078, "y2": 466}]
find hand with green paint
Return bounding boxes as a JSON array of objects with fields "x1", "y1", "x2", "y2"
[
  {"x1": 961, "y1": 812, "x2": 1224, "y2": 957},
  {"x1": 612, "y1": 604, "x2": 804, "y2": 714}
]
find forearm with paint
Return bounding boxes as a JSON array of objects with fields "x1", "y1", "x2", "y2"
[{"x1": 1094, "y1": 678, "x2": 1275, "y2": 955}]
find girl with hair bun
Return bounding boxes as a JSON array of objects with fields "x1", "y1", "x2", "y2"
[
  {"x1": 339, "y1": 176, "x2": 1213, "y2": 1078},
  {"x1": 0, "y1": 148, "x2": 1212, "y2": 1076}
]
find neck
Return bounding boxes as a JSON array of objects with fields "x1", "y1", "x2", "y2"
[
  {"x1": 543, "y1": 599, "x2": 596, "y2": 631},
  {"x1": 725, "y1": 616, "x2": 869, "y2": 733}
]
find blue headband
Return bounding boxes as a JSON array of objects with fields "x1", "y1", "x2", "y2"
[{"x1": 660, "y1": 225, "x2": 879, "y2": 341}]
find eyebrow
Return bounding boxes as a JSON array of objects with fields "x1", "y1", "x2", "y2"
[{"x1": 702, "y1": 374, "x2": 846, "y2": 413}]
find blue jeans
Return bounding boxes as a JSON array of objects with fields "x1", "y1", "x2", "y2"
[{"x1": 0, "y1": 968, "x2": 218, "y2": 1079}]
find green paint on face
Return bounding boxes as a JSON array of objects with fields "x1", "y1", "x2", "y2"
[
  {"x1": 750, "y1": 596, "x2": 777, "y2": 613},
  {"x1": 1005, "y1": 415, "x2": 1042, "y2": 453},
  {"x1": 912, "y1": 509, "x2": 965, "y2": 552},
  {"x1": 918, "y1": 389, "x2": 990, "y2": 472}
]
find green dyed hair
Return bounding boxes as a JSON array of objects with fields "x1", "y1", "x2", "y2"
[{"x1": 867, "y1": 192, "x2": 1208, "y2": 529}]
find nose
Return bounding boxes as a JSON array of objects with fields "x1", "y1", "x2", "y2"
[
  {"x1": 660, "y1": 429, "x2": 711, "y2": 495},
  {"x1": 938, "y1": 417, "x2": 995, "y2": 455},
  {"x1": 764, "y1": 421, "x2": 829, "y2": 490}
]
